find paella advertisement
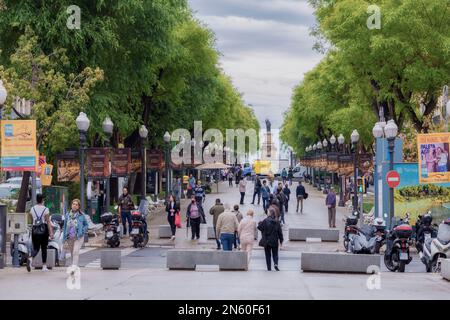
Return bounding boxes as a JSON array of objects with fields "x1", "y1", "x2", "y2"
[
  {"x1": 111, "y1": 148, "x2": 131, "y2": 177},
  {"x1": 57, "y1": 151, "x2": 80, "y2": 182},
  {"x1": 87, "y1": 148, "x2": 110, "y2": 178},
  {"x1": 417, "y1": 133, "x2": 450, "y2": 184}
]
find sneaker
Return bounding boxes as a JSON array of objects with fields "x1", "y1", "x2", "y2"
[
  {"x1": 274, "y1": 265, "x2": 280, "y2": 271},
  {"x1": 42, "y1": 265, "x2": 49, "y2": 272},
  {"x1": 171, "y1": 236, "x2": 176, "y2": 241},
  {"x1": 26, "y1": 258, "x2": 32, "y2": 272}
]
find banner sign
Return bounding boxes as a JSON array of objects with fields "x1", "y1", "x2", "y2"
[
  {"x1": 87, "y1": 148, "x2": 110, "y2": 178},
  {"x1": 417, "y1": 133, "x2": 450, "y2": 184},
  {"x1": 57, "y1": 150, "x2": 80, "y2": 182},
  {"x1": 41, "y1": 163, "x2": 53, "y2": 186},
  {"x1": 111, "y1": 148, "x2": 131, "y2": 177},
  {"x1": 1, "y1": 120, "x2": 37, "y2": 171},
  {"x1": 358, "y1": 153, "x2": 373, "y2": 175},
  {"x1": 146, "y1": 149, "x2": 164, "y2": 169},
  {"x1": 131, "y1": 150, "x2": 142, "y2": 173}
]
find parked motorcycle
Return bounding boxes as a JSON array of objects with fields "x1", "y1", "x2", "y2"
[
  {"x1": 343, "y1": 214, "x2": 359, "y2": 252},
  {"x1": 47, "y1": 214, "x2": 64, "y2": 266},
  {"x1": 421, "y1": 218, "x2": 450, "y2": 273},
  {"x1": 101, "y1": 212, "x2": 120, "y2": 248},
  {"x1": 415, "y1": 212, "x2": 438, "y2": 255},
  {"x1": 130, "y1": 210, "x2": 149, "y2": 248},
  {"x1": 384, "y1": 215, "x2": 413, "y2": 272},
  {"x1": 10, "y1": 227, "x2": 31, "y2": 266}
]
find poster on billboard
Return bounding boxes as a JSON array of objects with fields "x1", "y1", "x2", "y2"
[
  {"x1": 57, "y1": 151, "x2": 80, "y2": 182},
  {"x1": 1, "y1": 120, "x2": 37, "y2": 171},
  {"x1": 131, "y1": 150, "x2": 142, "y2": 173},
  {"x1": 87, "y1": 148, "x2": 110, "y2": 178},
  {"x1": 111, "y1": 148, "x2": 131, "y2": 177},
  {"x1": 417, "y1": 133, "x2": 450, "y2": 184}
]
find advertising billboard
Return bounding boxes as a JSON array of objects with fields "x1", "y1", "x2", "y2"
[
  {"x1": 417, "y1": 133, "x2": 450, "y2": 183},
  {"x1": 1, "y1": 120, "x2": 37, "y2": 171}
]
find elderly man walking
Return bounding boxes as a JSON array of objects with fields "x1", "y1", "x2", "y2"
[
  {"x1": 216, "y1": 204, "x2": 239, "y2": 251},
  {"x1": 209, "y1": 199, "x2": 225, "y2": 250},
  {"x1": 325, "y1": 187, "x2": 337, "y2": 228}
]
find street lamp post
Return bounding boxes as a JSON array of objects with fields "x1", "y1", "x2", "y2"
[
  {"x1": 312, "y1": 144, "x2": 317, "y2": 186},
  {"x1": 76, "y1": 112, "x2": 90, "y2": 212},
  {"x1": 322, "y1": 139, "x2": 328, "y2": 193},
  {"x1": 317, "y1": 141, "x2": 323, "y2": 191},
  {"x1": 139, "y1": 125, "x2": 148, "y2": 201},
  {"x1": 164, "y1": 131, "x2": 171, "y2": 197},
  {"x1": 385, "y1": 120, "x2": 398, "y2": 226},
  {"x1": 102, "y1": 117, "x2": 113, "y2": 213},
  {"x1": 337, "y1": 134, "x2": 346, "y2": 207},
  {"x1": 330, "y1": 135, "x2": 336, "y2": 187},
  {"x1": 351, "y1": 130, "x2": 360, "y2": 215}
]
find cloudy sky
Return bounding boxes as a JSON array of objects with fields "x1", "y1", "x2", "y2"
[{"x1": 188, "y1": 0, "x2": 323, "y2": 130}]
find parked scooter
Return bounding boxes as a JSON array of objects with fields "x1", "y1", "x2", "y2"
[
  {"x1": 130, "y1": 210, "x2": 149, "y2": 248},
  {"x1": 10, "y1": 227, "x2": 31, "y2": 266},
  {"x1": 101, "y1": 212, "x2": 120, "y2": 248},
  {"x1": 343, "y1": 214, "x2": 359, "y2": 252},
  {"x1": 47, "y1": 214, "x2": 64, "y2": 266},
  {"x1": 421, "y1": 218, "x2": 450, "y2": 273},
  {"x1": 415, "y1": 212, "x2": 438, "y2": 255},
  {"x1": 384, "y1": 215, "x2": 413, "y2": 272}
]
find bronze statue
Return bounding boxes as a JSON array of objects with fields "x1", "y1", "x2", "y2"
[{"x1": 265, "y1": 119, "x2": 271, "y2": 132}]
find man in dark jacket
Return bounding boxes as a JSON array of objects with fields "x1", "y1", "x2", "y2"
[
  {"x1": 209, "y1": 199, "x2": 225, "y2": 249},
  {"x1": 251, "y1": 176, "x2": 262, "y2": 205},
  {"x1": 296, "y1": 182, "x2": 306, "y2": 213},
  {"x1": 258, "y1": 208, "x2": 284, "y2": 271},
  {"x1": 325, "y1": 187, "x2": 337, "y2": 228},
  {"x1": 276, "y1": 187, "x2": 286, "y2": 225},
  {"x1": 282, "y1": 183, "x2": 291, "y2": 213},
  {"x1": 194, "y1": 181, "x2": 205, "y2": 206}
]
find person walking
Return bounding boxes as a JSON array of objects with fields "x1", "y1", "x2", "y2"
[
  {"x1": 281, "y1": 168, "x2": 288, "y2": 184},
  {"x1": 118, "y1": 186, "x2": 135, "y2": 237},
  {"x1": 239, "y1": 177, "x2": 247, "y2": 205},
  {"x1": 251, "y1": 176, "x2": 262, "y2": 205},
  {"x1": 27, "y1": 194, "x2": 54, "y2": 272},
  {"x1": 238, "y1": 209, "x2": 257, "y2": 263},
  {"x1": 288, "y1": 167, "x2": 293, "y2": 185},
  {"x1": 165, "y1": 195, "x2": 179, "y2": 241},
  {"x1": 268, "y1": 196, "x2": 281, "y2": 221},
  {"x1": 326, "y1": 187, "x2": 337, "y2": 228},
  {"x1": 173, "y1": 177, "x2": 182, "y2": 203},
  {"x1": 186, "y1": 196, "x2": 203, "y2": 240},
  {"x1": 209, "y1": 199, "x2": 225, "y2": 250},
  {"x1": 187, "y1": 174, "x2": 196, "y2": 198},
  {"x1": 233, "y1": 204, "x2": 243, "y2": 249},
  {"x1": 62, "y1": 199, "x2": 88, "y2": 268},
  {"x1": 216, "y1": 205, "x2": 239, "y2": 251},
  {"x1": 282, "y1": 183, "x2": 291, "y2": 213},
  {"x1": 258, "y1": 208, "x2": 283, "y2": 271},
  {"x1": 275, "y1": 186, "x2": 286, "y2": 225},
  {"x1": 296, "y1": 181, "x2": 306, "y2": 213},
  {"x1": 228, "y1": 170, "x2": 233, "y2": 187},
  {"x1": 261, "y1": 180, "x2": 271, "y2": 213}
]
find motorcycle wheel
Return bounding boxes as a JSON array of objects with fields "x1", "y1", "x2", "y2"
[
  {"x1": 343, "y1": 239, "x2": 349, "y2": 251},
  {"x1": 374, "y1": 242, "x2": 381, "y2": 254},
  {"x1": 384, "y1": 251, "x2": 398, "y2": 272},
  {"x1": 398, "y1": 260, "x2": 406, "y2": 273},
  {"x1": 133, "y1": 238, "x2": 139, "y2": 248},
  {"x1": 114, "y1": 240, "x2": 120, "y2": 248},
  {"x1": 142, "y1": 233, "x2": 149, "y2": 247}
]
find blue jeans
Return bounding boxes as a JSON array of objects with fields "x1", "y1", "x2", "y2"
[
  {"x1": 121, "y1": 211, "x2": 132, "y2": 235},
  {"x1": 438, "y1": 165, "x2": 447, "y2": 172},
  {"x1": 262, "y1": 197, "x2": 269, "y2": 212},
  {"x1": 220, "y1": 233, "x2": 235, "y2": 251}
]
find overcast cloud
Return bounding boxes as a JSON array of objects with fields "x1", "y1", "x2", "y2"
[{"x1": 189, "y1": 0, "x2": 323, "y2": 130}]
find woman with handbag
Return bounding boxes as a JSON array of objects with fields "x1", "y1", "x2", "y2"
[
  {"x1": 258, "y1": 208, "x2": 283, "y2": 271},
  {"x1": 27, "y1": 194, "x2": 54, "y2": 272},
  {"x1": 166, "y1": 195, "x2": 179, "y2": 241},
  {"x1": 186, "y1": 196, "x2": 203, "y2": 240},
  {"x1": 63, "y1": 199, "x2": 89, "y2": 268}
]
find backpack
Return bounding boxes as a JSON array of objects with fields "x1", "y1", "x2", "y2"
[{"x1": 32, "y1": 207, "x2": 47, "y2": 236}]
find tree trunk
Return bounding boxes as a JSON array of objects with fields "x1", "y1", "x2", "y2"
[{"x1": 15, "y1": 171, "x2": 31, "y2": 213}]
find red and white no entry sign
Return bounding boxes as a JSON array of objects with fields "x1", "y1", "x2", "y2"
[{"x1": 386, "y1": 170, "x2": 400, "y2": 188}]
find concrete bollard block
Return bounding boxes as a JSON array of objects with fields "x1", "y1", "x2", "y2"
[
  {"x1": 101, "y1": 250, "x2": 121, "y2": 270},
  {"x1": 301, "y1": 252, "x2": 381, "y2": 273},
  {"x1": 289, "y1": 228, "x2": 339, "y2": 242},
  {"x1": 32, "y1": 249, "x2": 56, "y2": 269},
  {"x1": 167, "y1": 250, "x2": 248, "y2": 271},
  {"x1": 207, "y1": 226, "x2": 216, "y2": 239},
  {"x1": 158, "y1": 225, "x2": 172, "y2": 239},
  {"x1": 442, "y1": 259, "x2": 450, "y2": 281}
]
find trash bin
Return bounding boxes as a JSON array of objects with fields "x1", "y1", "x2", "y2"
[
  {"x1": 44, "y1": 186, "x2": 69, "y2": 215},
  {"x1": 90, "y1": 197, "x2": 100, "y2": 223}
]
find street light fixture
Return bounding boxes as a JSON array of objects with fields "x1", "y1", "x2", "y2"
[
  {"x1": 164, "y1": 131, "x2": 171, "y2": 198},
  {"x1": 139, "y1": 125, "x2": 148, "y2": 201},
  {"x1": 76, "y1": 112, "x2": 90, "y2": 212},
  {"x1": 102, "y1": 117, "x2": 113, "y2": 213},
  {"x1": 337, "y1": 133, "x2": 346, "y2": 207},
  {"x1": 350, "y1": 129, "x2": 359, "y2": 215}
]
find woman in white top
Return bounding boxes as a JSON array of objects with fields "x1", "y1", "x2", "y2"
[
  {"x1": 238, "y1": 209, "x2": 257, "y2": 263},
  {"x1": 437, "y1": 147, "x2": 448, "y2": 172},
  {"x1": 27, "y1": 193, "x2": 54, "y2": 272}
]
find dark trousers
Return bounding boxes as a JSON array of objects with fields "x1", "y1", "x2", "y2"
[
  {"x1": 229, "y1": 179, "x2": 233, "y2": 186},
  {"x1": 234, "y1": 231, "x2": 240, "y2": 248},
  {"x1": 214, "y1": 225, "x2": 221, "y2": 249},
  {"x1": 31, "y1": 231, "x2": 49, "y2": 263},
  {"x1": 262, "y1": 197, "x2": 269, "y2": 213},
  {"x1": 252, "y1": 190, "x2": 261, "y2": 204},
  {"x1": 167, "y1": 214, "x2": 176, "y2": 236},
  {"x1": 284, "y1": 197, "x2": 289, "y2": 212},
  {"x1": 121, "y1": 210, "x2": 132, "y2": 235},
  {"x1": 240, "y1": 192, "x2": 245, "y2": 204},
  {"x1": 264, "y1": 245, "x2": 279, "y2": 270},
  {"x1": 190, "y1": 217, "x2": 201, "y2": 239}
]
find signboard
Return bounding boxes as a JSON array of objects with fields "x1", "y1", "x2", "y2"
[
  {"x1": 40, "y1": 163, "x2": 53, "y2": 186},
  {"x1": 146, "y1": 149, "x2": 164, "y2": 169},
  {"x1": 386, "y1": 170, "x2": 400, "y2": 188},
  {"x1": 57, "y1": 150, "x2": 80, "y2": 182},
  {"x1": 87, "y1": 148, "x2": 110, "y2": 178},
  {"x1": 417, "y1": 133, "x2": 450, "y2": 184},
  {"x1": 1, "y1": 120, "x2": 37, "y2": 171},
  {"x1": 37, "y1": 155, "x2": 46, "y2": 177},
  {"x1": 358, "y1": 153, "x2": 373, "y2": 174},
  {"x1": 338, "y1": 154, "x2": 353, "y2": 176},
  {"x1": 131, "y1": 150, "x2": 142, "y2": 173},
  {"x1": 111, "y1": 148, "x2": 131, "y2": 177}
]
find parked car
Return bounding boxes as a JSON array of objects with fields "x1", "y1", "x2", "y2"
[{"x1": 0, "y1": 176, "x2": 42, "y2": 199}]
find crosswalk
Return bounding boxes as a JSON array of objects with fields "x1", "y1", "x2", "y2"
[{"x1": 83, "y1": 247, "x2": 140, "y2": 269}]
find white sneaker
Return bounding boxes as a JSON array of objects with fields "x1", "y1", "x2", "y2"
[
  {"x1": 42, "y1": 265, "x2": 49, "y2": 272},
  {"x1": 171, "y1": 236, "x2": 176, "y2": 241}
]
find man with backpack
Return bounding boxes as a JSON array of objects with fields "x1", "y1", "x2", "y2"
[
  {"x1": 27, "y1": 194, "x2": 54, "y2": 272},
  {"x1": 261, "y1": 180, "x2": 271, "y2": 213}
]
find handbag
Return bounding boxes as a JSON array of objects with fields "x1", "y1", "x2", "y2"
[
  {"x1": 175, "y1": 211, "x2": 181, "y2": 228},
  {"x1": 32, "y1": 207, "x2": 47, "y2": 236},
  {"x1": 304, "y1": 192, "x2": 309, "y2": 200}
]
